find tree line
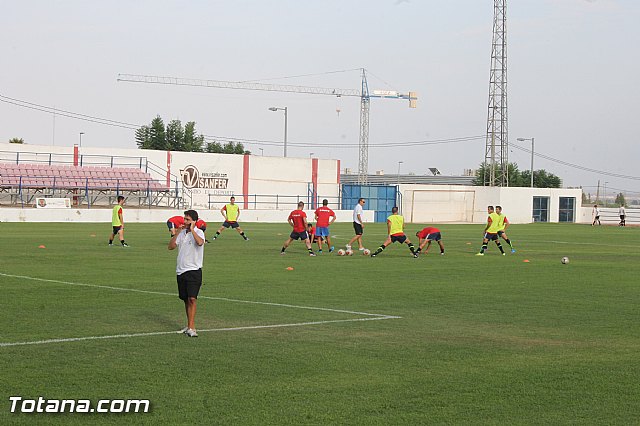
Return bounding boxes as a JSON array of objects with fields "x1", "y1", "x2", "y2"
[
  {"x1": 473, "y1": 162, "x2": 562, "y2": 188},
  {"x1": 135, "y1": 116, "x2": 249, "y2": 154}
]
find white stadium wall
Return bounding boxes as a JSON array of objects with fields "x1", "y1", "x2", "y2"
[{"x1": 400, "y1": 185, "x2": 583, "y2": 224}]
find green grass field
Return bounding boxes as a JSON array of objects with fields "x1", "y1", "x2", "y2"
[{"x1": 1, "y1": 221, "x2": 639, "y2": 425}]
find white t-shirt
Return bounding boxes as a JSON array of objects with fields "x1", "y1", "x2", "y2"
[
  {"x1": 594, "y1": 207, "x2": 600, "y2": 216},
  {"x1": 619, "y1": 206, "x2": 626, "y2": 215},
  {"x1": 175, "y1": 228, "x2": 205, "y2": 275},
  {"x1": 353, "y1": 203, "x2": 364, "y2": 224}
]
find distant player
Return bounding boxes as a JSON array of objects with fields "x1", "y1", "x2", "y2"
[
  {"x1": 370, "y1": 207, "x2": 416, "y2": 257},
  {"x1": 347, "y1": 198, "x2": 366, "y2": 251},
  {"x1": 212, "y1": 196, "x2": 249, "y2": 241},
  {"x1": 167, "y1": 215, "x2": 185, "y2": 237},
  {"x1": 592, "y1": 205, "x2": 601, "y2": 226},
  {"x1": 314, "y1": 199, "x2": 336, "y2": 253},
  {"x1": 476, "y1": 206, "x2": 505, "y2": 256},
  {"x1": 495, "y1": 206, "x2": 515, "y2": 253},
  {"x1": 619, "y1": 205, "x2": 626, "y2": 227},
  {"x1": 108, "y1": 196, "x2": 128, "y2": 247},
  {"x1": 281, "y1": 202, "x2": 316, "y2": 256},
  {"x1": 414, "y1": 226, "x2": 445, "y2": 256},
  {"x1": 195, "y1": 219, "x2": 209, "y2": 243}
]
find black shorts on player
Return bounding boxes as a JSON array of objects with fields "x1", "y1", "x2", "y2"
[
  {"x1": 290, "y1": 231, "x2": 309, "y2": 240},
  {"x1": 177, "y1": 269, "x2": 202, "y2": 301},
  {"x1": 112, "y1": 226, "x2": 123, "y2": 234},
  {"x1": 390, "y1": 234, "x2": 407, "y2": 244},
  {"x1": 484, "y1": 232, "x2": 498, "y2": 241},
  {"x1": 353, "y1": 222, "x2": 363, "y2": 235},
  {"x1": 222, "y1": 221, "x2": 240, "y2": 229}
]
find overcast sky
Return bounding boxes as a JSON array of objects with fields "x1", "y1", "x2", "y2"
[{"x1": 1, "y1": 0, "x2": 639, "y2": 197}]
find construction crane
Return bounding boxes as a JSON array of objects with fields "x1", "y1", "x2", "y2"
[{"x1": 117, "y1": 69, "x2": 417, "y2": 184}]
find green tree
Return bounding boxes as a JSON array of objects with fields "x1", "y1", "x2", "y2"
[
  {"x1": 205, "y1": 141, "x2": 223, "y2": 153},
  {"x1": 183, "y1": 122, "x2": 204, "y2": 152},
  {"x1": 474, "y1": 162, "x2": 522, "y2": 186},
  {"x1": 148, "y1": 116, "x2": 167, "y2": 150},
  {"x1": 474, "y1": 163, "x2": 562, "y2": 188},
  {"x1": 8, "y1": 137, "x2": 24, "y2": 144},
  {"x1": 615, "y1": 192, "x2": 626, "y2": 206},
  {"x1": 166, "y1": 119, "x2": 185, "y2": 151},
  {"x1": 135, "y1": 126, "x2": 151, "y2": 149}
]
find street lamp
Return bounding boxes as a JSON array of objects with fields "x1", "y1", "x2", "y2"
[
  {"x1": 268, "y1": 106, "x2": 288, "y2": 157},
  {"x1": 397, "y1": 161, "x2": 403, "y2": 186},
  {"x1": 604, "y1": 181, "x2": 609, "y2": 207},
  {"x1": 309, "y1": 152, "x2": 314, "y2": 158},
  {"x1": 258, "y1": 148, "x2": 264, "y2": 156},
  {"x1": 516, "y1": 137, "x2": 535, "y2": 188},
  {"x1": 79, "y1": 132, "x2": 84, "y2": 148}
]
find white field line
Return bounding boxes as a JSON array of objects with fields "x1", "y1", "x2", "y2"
[
  {"x1": 0, "y1": 272, "x2": 401, "y2": 347},
  {"x1": 0, "y1": 272, "x2": 399, "y2": 318},
  {"x1": 0, "y1": 317, "x2": 396, "y2": 348}
]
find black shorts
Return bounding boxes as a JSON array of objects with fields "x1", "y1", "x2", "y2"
[
  {"x1": 620, "y1": 215, "x2": 625, "y2": 220},
  {"x1": 426, "y1": 232, "x2": 442, "y2": 241},
  {"x1": 497, "y1": 230, "x2": 506, "y2": 236},
  {"x1": 167, "y1": 221, "x2": 176, "y2": 230},
  {"x1": 484, "y1": 232, "x2": 498, "y2": 241},
  {"x1": 112, "y1": 226, "x2": 123, "y2": 234},
  {"x1": 390, "y1": 234, "x2": 407, "y2": 244},
  {"x1": 222, "y1": 221, "x2": 239, "y2": 229},
  {"x1": 177, "y1": 269, "x2": 202, "y2": 301},
  {"x1": 290, "y1": 231, "x2": 309, "y2": 240},
  {"x1": 595, "y1": 216, "x2": 600, "y2": 220},
  {"x1": 353, "y1": 222, "x2": 363, "y2": 235}
]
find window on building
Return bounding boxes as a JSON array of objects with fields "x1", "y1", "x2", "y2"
[
  {"x1": 559, "y1": 197, "x2": 575, "y2": 222},
  {"x1": 533, "y1": 197, "x2": 549, "y2": 222}
]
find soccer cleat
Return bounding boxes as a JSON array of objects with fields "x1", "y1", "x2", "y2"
[
  {"x1": 440, "y1": 253, "x2": 445, "y2": 256},
  {"x1": 178, "y1": 327, "x2": 189, "y2": 334},
  {"x1": 329, "y1": 246, "x2": 335, "y2": 253},
  {"x1": 511, "y1": 249, "x2": 516, "y2": 253},
  {"x1": 502, "y1": 253, "x2": 506, "y2": 256},
  {"x1": 185, "y1": 328, "x2": 198, "y2": 337},
  {"x1": 244, "y1": 238, "x2": 249, "y2": 241},
  {"x1": 205, "y1": 239, "x2": 210, "y2": 244},
  {"x1": 413, "y1": 253, "x2": 419, "y2": 258},
  {"x1": 108, "y1": 243, "x2": 113, "y2": 247},
  {"x1": 280, "y1": 252, "x2": 286, "y2": 255},
  {"x1": 476, "y1": 253, "x2": 484, "y2": 256},
  {"x1": 345, "y1": 245, "x2": 351, "y2": 250},
  {"x1": 309, "y1": 252, "x2": 316, "y2": 257},
  {"x1": 370, "y1": 254, "x2": 376, "y2": 257},
  {"x1": 122, "y1": 243, "x2": 129, "y2": 247},
  {"x1": 359, "y1": 247, "x2": 365, "y2": 251},
  {"x1": 318, "y1": 250, "x2": 323, "y2": 254}
]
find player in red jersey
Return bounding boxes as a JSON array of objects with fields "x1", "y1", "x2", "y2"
[
  {"x1": 414, "y1": 226, "x2": 445, "y2": 256},
  {"x1": 281, "y1": 202, "x2": 316, "y2": 256},
  {"x1": 314, "y1": 199, "x2": 336, "y2": 253},
  {"x1": 167, "y1": 215, "x2": 185, "y2": 237}
]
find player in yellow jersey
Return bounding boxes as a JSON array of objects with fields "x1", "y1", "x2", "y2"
[
  {"x1": 108, "y1": 196, "x2": 129, "y2": 247},
  {"x1": 212, "y1": 196, "x2": 249, "y2": 241},
  {"x1": 477, "y1": 206, "x2": 505, "y2": 256},
  {"x1": 495, "y1": 206, "x2": 515, "y2": 253},
  {"x1": 370, "y1": 207, "x2": 416, "y2": 257}
]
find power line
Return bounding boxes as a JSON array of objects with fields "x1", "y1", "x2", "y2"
[{"x1": 511, "y1": 144, "x2": 640, "y2": 181}]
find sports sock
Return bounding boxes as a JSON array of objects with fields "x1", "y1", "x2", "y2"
[
  {"x1": 240, "y1": 232, "x2": 248, "y2": 240},
  {"x1": 281, "y1": 247, "x2": 286, "y2": 253},
  {"x1": 408, "y1": 243, "x2": 416, "y2": 253},
  {"x1": 121, "y1": 240, "x2": 126, "y2": 246},
  {"x1": 505, "y1": 238, "x2": 513, "y2": 248},
  {"x1": 108, "y1": 239, "x2": 113, "y2": 245},
  {"x1": 307, "y1": 248, "x2": 314, "y2": 254},
  {"x1": 480, "y1": 244, "x2": 487, "y2": 254},
  {"x1": 497, "y1": 242, "x2": 505, "y2": 254},
  {"x1": 373, "y1": 245, "x2": 386, "y2": 255}
]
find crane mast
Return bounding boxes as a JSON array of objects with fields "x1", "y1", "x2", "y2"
[{"x1": 118, "y1": 69, "x2": 416, "y2": 184}]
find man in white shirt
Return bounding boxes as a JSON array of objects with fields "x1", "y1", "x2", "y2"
[
  {"x1": 619, "y1": 205, "x2": 626, "y2": 227},
  {"x1": 592, "y1": 205, "x2": 601, "y2": 226},
  {"x1": 168, "y1": 210, "x2": 205, "y2": 337},
  {"x1": 347, "y1": 198, "x2": 366, "y2": 251}
]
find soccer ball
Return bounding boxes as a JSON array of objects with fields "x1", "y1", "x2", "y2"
[
  {"x1": 561, "y1": 256, "x2": 570, "y2": 264},
  {"x1": 337, "y1": 249, "x2": 346, "y2": 256},
  {"x1": 363, "y1": 249, "x2": 371, "y2": 256},
  {"x1": 345, "y1": 249, "x2": 353, "y2": 256}
]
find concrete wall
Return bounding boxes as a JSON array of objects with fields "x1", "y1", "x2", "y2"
[
  {"x1": 0, "y1": 142, "x2": 340, "y2": 210},
  {"x1": 0, "y1": 207, "x2": 373, "y2": 224},
  {"x1": 400, "y1": 184, "x2": 583, "y2": 224}
]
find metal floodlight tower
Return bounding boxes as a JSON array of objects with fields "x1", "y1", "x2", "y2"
[{"x1": 484, "y1": 0, "x2": 509, "y2": 187}]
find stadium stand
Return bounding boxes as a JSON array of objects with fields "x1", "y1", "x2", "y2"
[{"x1": 0, "y1": 162, "x2": 180, "y2": 208}]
